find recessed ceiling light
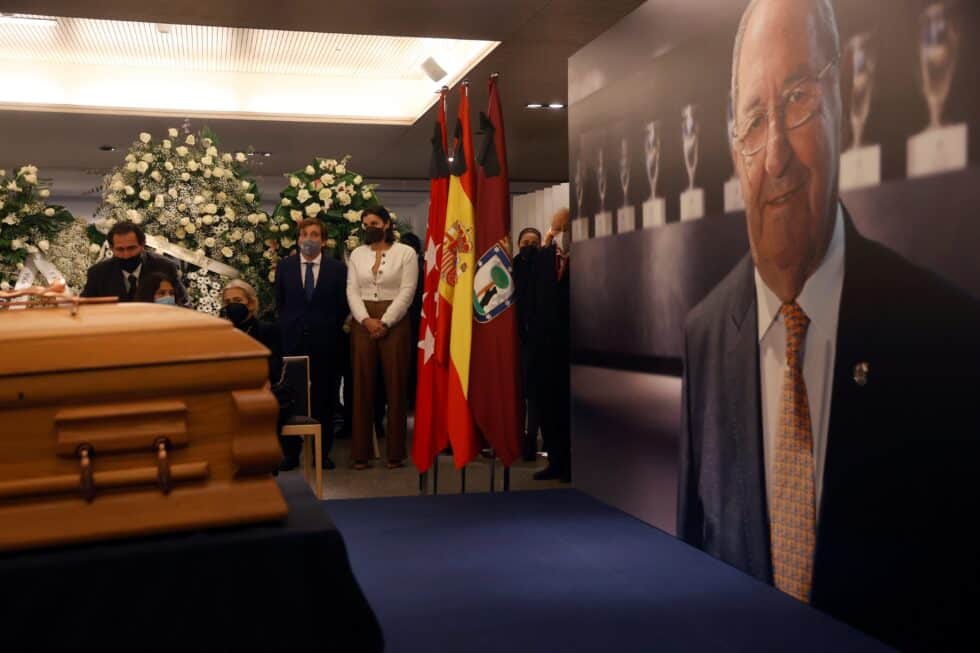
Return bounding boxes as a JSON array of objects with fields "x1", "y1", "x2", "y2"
[
  {"x1": 156, "y1": 23, "x2": 172, "y2": 34},
  {"x1": 525, "y1": 103, "x2": 543, "y2": 109},
  {"x1": 98, "y1": 145, "x2": 117, "y2": 151},
  {"x1": 246, "y1": 151, "x2": 273, "y2": 158},
  {"x1": 548, "y1": 103, "x2": 565, "y2": 109}
]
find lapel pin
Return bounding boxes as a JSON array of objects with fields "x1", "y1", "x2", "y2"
[{"x1": 853, "y1": 361, "x2": 870, "y2": 387}]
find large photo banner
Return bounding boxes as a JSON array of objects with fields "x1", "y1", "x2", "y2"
[{"x1": 569, "y1": 0, "x2": 980, "y2": 364}]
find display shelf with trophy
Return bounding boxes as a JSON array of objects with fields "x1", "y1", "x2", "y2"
[
  {"x1": 907, "y1": 2, "x2": 968, "y2": 179},
  {"x1": 680, "y1": 104, "x2": 705, "y2": 221},
  {"x1": 572, "y1": 158, "x2": 591, "y2": 242},
  {"x1": 642, "y1": 121, "x2": 667, "y2": 228},
  {"x1": 616, "y1": 138, "x2": 637, "y2": 234},
  {"x1": 593, "y1": 148, "x2": 614, "y2": 237},
  {"x1": 841, "y1": 31, "x2": 882, "y2": 190}
]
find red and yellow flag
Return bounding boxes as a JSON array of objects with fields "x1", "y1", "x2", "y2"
[
  {"x1": 412, "y1": 88, "x2": 450, "y2": 473},
  {"x1": 443, "y1": 82, "x2": 480, "y2": 468}
]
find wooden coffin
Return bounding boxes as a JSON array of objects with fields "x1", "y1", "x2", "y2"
[{"x1": 0, "y1": 302, "x2": 287, "y2": 552}]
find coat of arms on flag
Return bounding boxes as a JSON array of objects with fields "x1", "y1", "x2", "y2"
[{"x1": 472, "y1": 241, "x2": 514, "y2": 323}]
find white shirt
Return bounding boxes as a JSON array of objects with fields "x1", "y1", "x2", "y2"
[
  {"x1": 755, "y1": 204, "x2": 845, "y2": 518},
  {"x1": 299, "y1": 253, "x2": 322, "y2": 288},
  {"x1": 346, "y1": 242, "x2": 419, "y2": 327}
]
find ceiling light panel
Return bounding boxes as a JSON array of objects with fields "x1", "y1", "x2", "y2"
[{"x1": 0, "y1": 15, "x2": 498, "y2": 124}]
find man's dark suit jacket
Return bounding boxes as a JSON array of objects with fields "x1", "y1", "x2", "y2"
[
  {"x1": 81, "y1": 250, "x2": 187, "y2": 303},
  {"x1": 678, "y1": 211, "x2": 980, "y2": 651},
  {"x1": 274, "y1": 253, "x2": 348, "y2": 356}
]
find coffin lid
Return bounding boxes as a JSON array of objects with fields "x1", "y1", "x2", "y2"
[{"x1": 0, "y1": 303, "x2": 268, "y2": 378}]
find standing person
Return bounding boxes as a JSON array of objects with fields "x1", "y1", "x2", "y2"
[
  {"x1": 346, "y1": 206, "x2": 419, "y2": 470},
  {"x1": 678, "y1": 1, "x2": 980, "y2": 650},
  {"x1": 82, "y1": 221, "x2": 186, "y2": 304},
  {"x1": 275, "y1": 217, "x2": 348, "y2": 471},
  {"x1": 531, "y1": 209, "x2": 571, "y2": 482},
  {"x1": 512, "y1": 227, "x2": 542, "y2": 462}
]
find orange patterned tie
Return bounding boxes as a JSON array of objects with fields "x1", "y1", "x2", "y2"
[{"x1": 770, "y1": 301, "x2": 816, "y2": 603}]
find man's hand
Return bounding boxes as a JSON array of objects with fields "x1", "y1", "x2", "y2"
[{"x1": 543, "y1": 227, "x2": 557, "y2": 247}]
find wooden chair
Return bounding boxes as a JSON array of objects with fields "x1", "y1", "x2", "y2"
[{"x1": 278, "y1": 355, "x2": 324, "y2": 499}]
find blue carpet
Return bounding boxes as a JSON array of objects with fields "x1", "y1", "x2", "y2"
[{"x1": 326, "y1": 490, "x2": 888, "y2": 653}]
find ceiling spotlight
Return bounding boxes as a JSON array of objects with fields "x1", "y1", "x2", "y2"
[
  {"x1": 0, "y1": 13, "x2": 58, "y2": 26},
  {"x1": 525, "y1": 103, "x2": 543, "y2": 109},
  {"x1": 421, "y1": 57, "x2": 448, "y2": 83},
  {"x1": 548, "y1": 103, "x2": 565, "y2": 109},
  {"x1": 156, "y1": 23, "x2": 172, "y2": 34},
  {"x1": 98, "y1": 145, "x2": 117, "y2": 151}
]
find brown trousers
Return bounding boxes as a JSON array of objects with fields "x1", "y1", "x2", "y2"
[{"x1": 351, "y1": 301, "x2": 411, "y2": 462}]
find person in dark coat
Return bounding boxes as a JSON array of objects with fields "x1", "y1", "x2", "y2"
[
  {"x1": 82, "y1": 221, "x2": 187, "y2": 305},
  {"x1": 512, "y1": 226, "x2": 542, "y2": 462}
]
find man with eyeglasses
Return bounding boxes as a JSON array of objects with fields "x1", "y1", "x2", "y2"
[{"x1": 677, "y1": 1, "x2": 980, "y2": 650}]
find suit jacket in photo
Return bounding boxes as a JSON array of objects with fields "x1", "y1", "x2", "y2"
[
  {"x1": 275, "y1": 253, "x2": 348, "y2": 357},
  {"x1": 81, "y1": 250, "x2": 187, "y2": 304},
  {"x1": 678, "y1": 210, "x2": 980, "y2": 651}
]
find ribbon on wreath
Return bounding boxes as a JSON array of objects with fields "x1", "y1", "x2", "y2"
[
  {"x1": 143, "y1": 234, "x2": 241, "y2": 278},
  {"x1": 10, "y1": 252, "x2": 70, "y2": 305}
]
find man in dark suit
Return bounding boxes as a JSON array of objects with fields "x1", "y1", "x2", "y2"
[
  {"x1": 678, "y1": 1, "x2": 980, "y2": 650},
  {"x1": 275, "y1": 217, "x2": 348, "y2": 471},
  {"x1": 81, "y1": 221, "x2": 186, "y2": 304}
]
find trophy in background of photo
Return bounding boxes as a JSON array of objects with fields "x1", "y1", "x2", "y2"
[
  {"x1": 594, "y1": 147, "x2": 613, "y2": 237},
  {"x1": 642, "y1": 121, "x2": 666, "y2": 227},
  {"x1": 840, "y1": 32, "x2": 881, "y2": 190},
  {"x1": 572, "y1": 158, "x2": 589, "y2": 242},
  {"x1": 616, "y1": 138, "x2": 636, "y2": 233},
  {"x1": 908, "y1": 1, "x2": 968, "y2": 178},
  {"x1": 723, "y1": 100, "x2": 745, "y2": 212},
  {"x1": 680, "y1": 104, "x2": 705, "y2": 221}
]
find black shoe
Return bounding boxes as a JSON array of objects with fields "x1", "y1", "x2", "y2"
[
  {"x1": 279, "y1": 456, "x2": 299, "y2": 472},
  {"x1": 321, "y1": 456, "x2": 336, "y2": 470},
  {"x1": 532, "y1": 465, "x2": 563, "y2": 481}
]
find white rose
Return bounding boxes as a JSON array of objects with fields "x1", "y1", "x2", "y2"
[
  {"x1": 318, "y1": 188, "x2": 333, "y2": 201},
  {"x1": 212, "y1": 168, "x2": 224, "y2": 178},
  {"x1": 164, "y1": 161, "x2": 174, "y2": 171},
  {"x1": 346, "y1": 235, "x2": 360, "y2": 251},
  {"x1": 39, "y1": 189, "x2": 50, "y2": 198},
  {"x1": 235, "y1": 152, "x2": 247, "y2": 163},
  {"x1": 344, "y1": 210, "x2": 360, "y2": 223},
  {"x1": 193, "y1": 195, "x2": 204, "y2": 205},
  {"x1": 139, "y1": 190, "x2": 151, "y2": 201},
  {"x1": 126, "y1": 162, "x2": 138, "y2": 173},
  {"x1": 362, "y1": 189, "x2": 373, "y2": 200},
  {"x1": 89, "y1": 243, "x2": 101, "y2": 254},
  {"x1": 289, "y1": 209, "x2": 302, "y2": 222},
  {"x1": 203, "y1": 169, "x2": 212, "y2": 179},
  {"x1": 124, "y1": 185, "x2": 135, "y2": 196},
  {"x1": 279, "y1": 223, "x2": 290, "y2": 232},
  {"x1": 126, "y1": 209, "x2": 143, "y2": 224},
  {"x1": 239, "y1": 254, "x2": 250, "y2": 264},
  {"x1": 224, "y1": 208, "x2": 236, "y2": 220},
  {"x1": 185, "y1": 223, "x2": 197, "y2": 234},
  {"x1": 202, "y1": 215, "x2": 214, "y2": 225},
  {"x1": 2, "y1": 214, "x2": 18, "y2": 225},
  {"x1": 5, "y1": 181, "x2": 20, "y2": 192},
  {"x1": 204, "y1": 203, "x2": 217, "y2": 214},
  {"x1": 325, "y1": 238, "x2": 337, "y2": 249},
  {"x1": 324, "y1": 159, "x2": 337, "y2": 170},
  {"x1": 337, "y1": 191, "x2": 351, "y2": 206},
  {"x1": 201, "y1": 155, "x2": 213, "y2": 166},
  {"x1": 280, "y1": 198, "x2": 291, "y2": 207},
  {"x1": 245, "y1": 193, "x2": 255, "y2": 203},
  {"x1": 335, "y1": 165, "x2": 346, "y2": 175},
  {"x1": 281, "y1": 237, "x2": 295, "y2": 248},
  {"x1": 136, "y1": 161, "x2": 149, "y2": 174},
  {"x1": 258, "y1": 214, "x2": 268, "y2": 223},
  {"x1": 110, "y1": 179, "x2": 124, "y2": 192},
  {"x1": 168, "y1": 128, "x2": 179, "y2": 138},
  {"x1": 10, "y1": 238, "x2": 24, "y2": 250},
  {"x1": 180, "y1": 217, "x2": 190, "y2": 226},
  {"x1": 150, "y1": 170, "x2": 162, "y2": 182},
  {"x1": 162, "y1": 139, "x2": 172, "y2": 149},
  {"x1": 168, "y1": 187, "x2": 178, "y2": 198},
  {"x1": 354, "y1": 175, "x2": 363, "y2": 184},
  {"x1": 180, "y1": 172, "x2": 190, "y2": 181},
  {"x1": 243, "y1": 231, "x2": 256, "y2": 244},
  {"x1": 142, "y1": 153, "x2": 154, "y2": 163},
  {"x1": 175, "y1": 146, "x2": 188, "y2": 157},
  {"x1": 177, "y1": 202, "x2": 187, "y2": 211},
  {"x1": 43, "y1": 208, "x2": 55, "y2": 217},
  {"x1": 247, "y1": 214, "x2": 259, "y2": 225},
  {"x1": 229, "y1": 229, "x2": 242, "y2": 241},
  {"x1": 305, "y1": 202, "x2": 322, "y2": 217},
  {"x1": 155, "y1": 194, "x2": 165, "y2": 207},
  {"x1": 221, "y1": 247, "x2": 233, "y2": 258},
  {"x1": 305, "y1": 165, "x2": 316, "y2": 175},
  {"x1": 206, "y1": 146, "x2": 217, "y2": 157},
  {"x1": 176, "y1": 228, "x2": 186, "y2": 239},
  {"x1": 297, "y1": 188, "x2": 311, "y2": 203},
  {"x1": 289, "y1": 176, "x2": 300, "y2": 188},
  {"x1": 204, "y1": 237, "x2": 216, "y2": 247},
  {"x1": 221, "y1": 153, "x2": 232, "y2": 164},
  {"x1": 319, "y1": 173, "x2": 335, "y2": 185},
  {"x1": 185, "y1": 134, "x2": 196, "y2": 145},
  {"x1": 125, "y1": 154, "x2": 136, "y2": 163},
  {"x1": 187, "y1": 160, "x2": 199, "y2": 172},
  {"x1": 24, "y1": 173, "x2": 37, "y2": 184}
]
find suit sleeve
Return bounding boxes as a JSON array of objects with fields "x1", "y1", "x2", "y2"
[
  {"x1": 337, "y1": 262, "x2": 350, "y2": 324},
  {"x1": 274, "y1": 259, "x2": 286, "y2": 314},
  {"x1": 676, "y1": 329, "x2": 704, "y2": 549},
  {"x1": 80, "y1": 263, "x2": 98, "y2": 298}
]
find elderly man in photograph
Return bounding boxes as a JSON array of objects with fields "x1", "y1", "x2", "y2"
[
  {"x1": 677, "y1": 1, "x2": 980, "y2": 650},
  {"x1": 81, "y1": 221, "x2": 186, "y2": 303}
]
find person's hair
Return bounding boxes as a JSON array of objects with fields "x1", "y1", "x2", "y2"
[
  {"x1": 399, "y1": 231, "x2": 422, "y2": 254},
  {"x1": 297, "y1": 217, "x2": 325, "y2": 239},
  {"x1": 108, "y1": 221, "x2": 146, "y2": 247},
  {"x1": 136, "y1": 272, "x2": 173, "y2": 303},
  {"x1": 361, "y1": 205, "x2": 396, "y2": 243},
  {"x1": 223, "y1": 279, "x2": 260, "y2": 314},
  {"x1": 730, "y1": 0, "x2": 840, "y2": 119},
  {"x1": 518, "y1": 227, "x2": 542, "y2": 243}
]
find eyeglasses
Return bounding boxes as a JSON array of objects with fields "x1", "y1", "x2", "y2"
[{"x1": 732, "y1": 57, "x2": 838, "y2": 157}]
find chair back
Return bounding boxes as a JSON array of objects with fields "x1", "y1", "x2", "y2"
[{"x1": 279, "y1": 355, "x2": 312, "y2": 418}]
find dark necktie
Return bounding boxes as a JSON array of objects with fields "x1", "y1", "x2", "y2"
[
  {"x1": 125, "y1": 272, "x2": 138, "y2": 301},
  {"x1": 304, "y1": 262, "x2": 315, "y2": 302}
]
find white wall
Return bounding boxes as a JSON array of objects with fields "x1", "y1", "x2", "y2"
[{"x1": 511, "y1": 182, "x2": 569, "y2": 245}]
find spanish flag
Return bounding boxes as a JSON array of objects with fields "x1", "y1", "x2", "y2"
[{"x1": 443, "y1": 82, "x2": 480, "y2": 468}]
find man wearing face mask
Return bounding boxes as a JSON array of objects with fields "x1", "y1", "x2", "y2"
[
  {"x1": 513, "y1": 227, "x2": 542, "y2": 462},
  {"x1": 82, "y1": 221, "x2": 186, "y2": 304},
  {"x1": 275, "y1": 217, "x2": 349, "y2": 472},
  {"x1": 530, "y1": 209, "x2": 571, "y2": 482}
]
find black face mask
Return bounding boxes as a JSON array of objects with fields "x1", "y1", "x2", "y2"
[
  {"x1": 519, "y1": 245, "x2": 539, "y2": 260},
  {"x1": 364, "y1": 226, "x2": 386, "y2": 245},
  {"x1": 222, "y1": 302, "x2": 250, "y2": 326},
  {"x1": 117, "y1": 254, "x2": 142, "y2": 272}
]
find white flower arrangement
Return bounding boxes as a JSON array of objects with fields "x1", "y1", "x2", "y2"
[{"x1": 91, "y1": 127, "x2": 273, "y2": 314}]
